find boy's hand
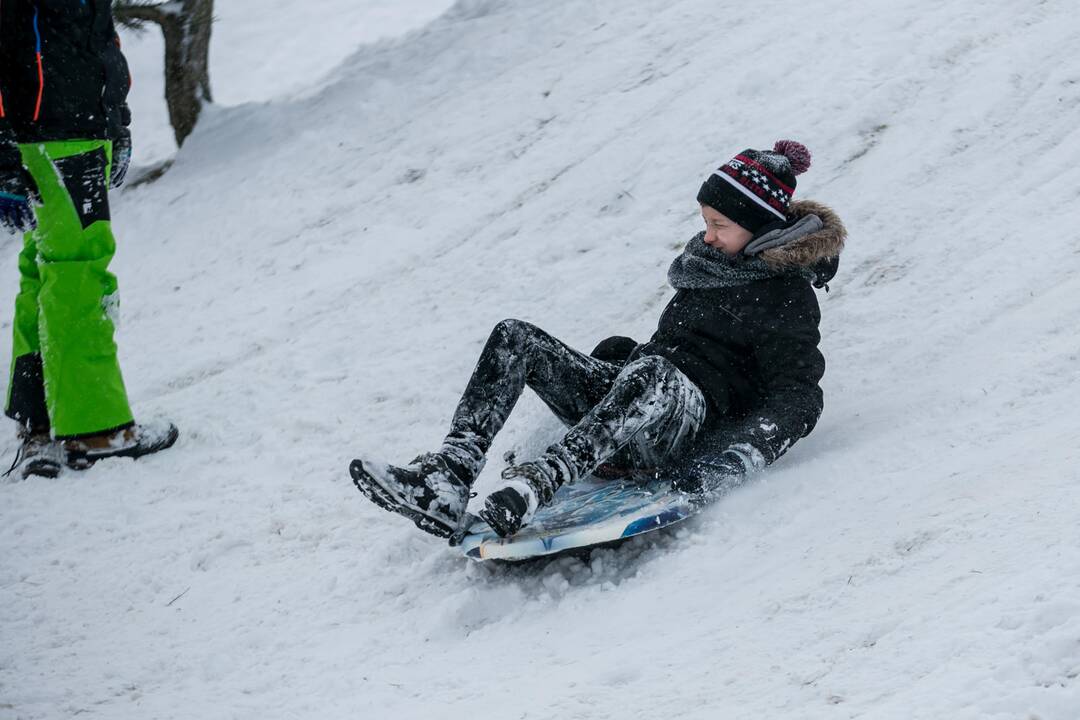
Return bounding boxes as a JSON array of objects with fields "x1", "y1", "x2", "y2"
[
  {"x1": 0, "y1": 165, "x2": 37, "y2": 234},
  {"x1": 111, "y1": 127, "x2": 132, "y2": 188}
]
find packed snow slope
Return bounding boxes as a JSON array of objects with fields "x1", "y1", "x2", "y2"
[
  {"x1": 4, "y1": 0, "x2": 1080, "y2": 718},
  {"x1": 119, "y1": 0, "x2": 456, "y2": 162}
]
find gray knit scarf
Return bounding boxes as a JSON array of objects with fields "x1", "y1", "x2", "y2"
[{"x1": 667, "y1": 232, "x2": 813, "y2": 289}]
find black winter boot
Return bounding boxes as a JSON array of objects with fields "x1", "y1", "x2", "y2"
[
  {"x1": 4, "y1": 432, "x2": 63, "y2": 479},
  {"x1": 350, "y1": 452, "x2": 473, "y2": 538},
  {"x1": 478, "y1": 455, "x2": 571, "y2": 538},
  {"x1": 64, "y1": 420, "x2": 179, "y2": 470}
]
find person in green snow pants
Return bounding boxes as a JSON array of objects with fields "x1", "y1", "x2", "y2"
[
  {"x1": 10, "y1": 140, "x2": 134, "y2": 437},
  {"x1": 0, "y1": 0, "x2": 177, "y2": 478}
]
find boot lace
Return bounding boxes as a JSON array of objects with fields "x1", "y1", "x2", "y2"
[{"x1": 2, "y1": 445, "x2": 25, "y2": 478}]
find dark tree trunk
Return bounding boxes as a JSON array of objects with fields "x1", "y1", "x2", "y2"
[{"x1": 114, "y1": 0, "x2": 214, "y2": 147}]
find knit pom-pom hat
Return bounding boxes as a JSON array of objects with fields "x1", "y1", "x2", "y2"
[{"x1": 696, "y1": 140, "x2": 812, "y2": 233}]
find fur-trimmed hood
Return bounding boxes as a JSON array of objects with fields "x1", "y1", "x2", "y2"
[{"x1": 760, "y1": 199, "x2": 846, "y2": 287}]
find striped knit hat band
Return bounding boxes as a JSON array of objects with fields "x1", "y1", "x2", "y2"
[{"x1": 697, "y1": 140, "x2": 812, "y2": 233}]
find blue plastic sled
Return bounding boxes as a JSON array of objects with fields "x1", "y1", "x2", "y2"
[{"x1": 458, "y1": 473, "x2": 700, "y2": 561}]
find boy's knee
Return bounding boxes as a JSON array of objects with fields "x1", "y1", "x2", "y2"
[
  {"x1": 617, "y1": 355, "x2": 680, "y2": 393},
  {"x1": 492, "y1": 318, "x2": 537, "y2": 343},
  {"x1": 622, "y1": 354, "x2": 675, "y2": 379}
]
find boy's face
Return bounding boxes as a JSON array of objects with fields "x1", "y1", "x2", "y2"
[{"x1": 700, "y1": 204, "x2": 753, "y2": 256}]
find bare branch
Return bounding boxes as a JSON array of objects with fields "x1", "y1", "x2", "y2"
[
  {"x1": 113, "y1": 2, "x2": 170, "y2": 30},
  {"x1": 165, "y1": 586, "x2": 191, "y2": 607}
]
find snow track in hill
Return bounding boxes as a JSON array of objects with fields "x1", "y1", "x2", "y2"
[{"x1": 3, "y1": 0, "x2": 1080, "y2": 718}]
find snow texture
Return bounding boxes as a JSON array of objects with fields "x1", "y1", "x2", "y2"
[{"x1": 3, "y1": 0, "x2": 1080, "y2": 718}]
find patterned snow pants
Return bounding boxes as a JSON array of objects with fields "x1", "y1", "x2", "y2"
[{"x1": 441, "y1": 319, "x2": 706, "y2": 485}]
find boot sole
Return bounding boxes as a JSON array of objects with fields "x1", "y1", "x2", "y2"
[
  {"x1": 477, "y1": 495, "x2": 521, "y2": 539},
  {"x1": 67, "y1": 425, "x2": 180, "y2": 470},
  {"x1": 349, "y1": 459, "x2": 455, "y2": 539},
  {"x1": 23, "y1": 458, "x2": 62, "y2": 479}
]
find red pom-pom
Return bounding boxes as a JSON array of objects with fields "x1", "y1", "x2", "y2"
[{"x1": 773, "y1": 139, "x2": 811, "y2": 175}]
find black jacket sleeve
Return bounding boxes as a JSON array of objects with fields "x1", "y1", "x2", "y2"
[
  {"x1": 106, "y1": 15, "x2": 133, "y2": 133},
  {"x1": 689, "y1": 285, "x2": 825, "y2": 473}
]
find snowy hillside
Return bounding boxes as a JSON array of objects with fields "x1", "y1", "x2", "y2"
[
  {"x1": 4, "y1": 0, "x2": 1080, "y2": 718},
  {"x1": 119, "y1": 0, "x2": 455, "y2": 162}
]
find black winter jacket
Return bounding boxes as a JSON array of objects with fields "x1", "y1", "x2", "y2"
[
  {"x1": 0, "y1": 0, "x2": 131, "y2": 151},
  {"x1": 595, "y1": 200, "x2": 846, "y2": 473}
]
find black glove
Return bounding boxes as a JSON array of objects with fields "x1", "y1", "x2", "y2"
[
  {"x1": 110, "y1": 127, "x2": 132, "y2": 189},
  {"x1": 672, "y1": 450, "x2": 748, "y2": 495},
  {"x1": 590, "y1": 335, "x2": 639, "y2": 365},
  {"x1": 0, "y1": 163, "x2": 37, "y2": 234}
]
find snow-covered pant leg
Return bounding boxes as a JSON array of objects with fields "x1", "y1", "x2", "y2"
[
  {"x1": 537, "y1": 355, "x2": 707, "y2": 488},
  {"x1": 441, "y1": 319, "x2": 621, "y2": 481},
  {"x1": 4, "y1": 140, "x2": 134, "y2": 438}
]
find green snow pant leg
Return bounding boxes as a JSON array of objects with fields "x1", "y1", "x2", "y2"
[{"x1": 5, "y1": 140, "x2": 134, "y2": 438}]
